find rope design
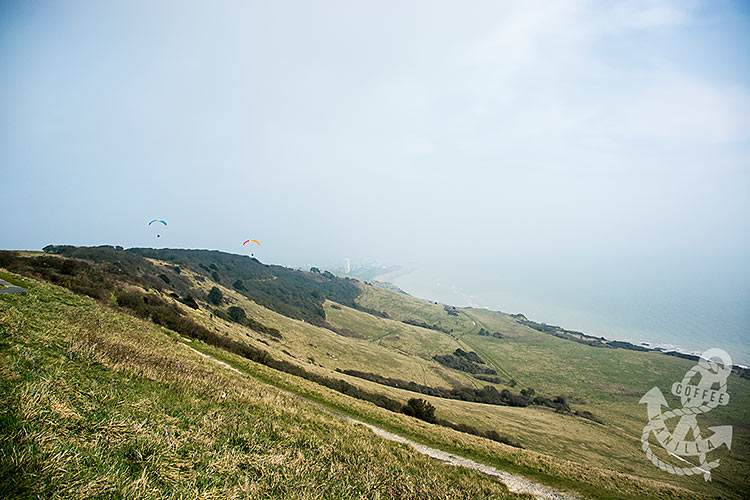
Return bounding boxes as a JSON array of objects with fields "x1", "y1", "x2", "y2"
[
  {"x1": 640, "y1": 353, "x2": 731, "y2": 482},
  {"x1": 640, "y1": 428, "x2": 719, "y2": 479},
  {"x1": 660, "y1": 364, "x2": 726, "y2": 419}
]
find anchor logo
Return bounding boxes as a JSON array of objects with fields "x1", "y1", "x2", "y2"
[{"x1": 639, "y1": 348, "x2": 733, "y2": 481}]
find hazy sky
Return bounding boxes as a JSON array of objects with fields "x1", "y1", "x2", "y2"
[{"x1": 2, "y1": 0, "x2": 749, "y2": 269}]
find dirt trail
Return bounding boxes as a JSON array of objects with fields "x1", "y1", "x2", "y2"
[
  {"x1": 0, "y1": 278, "x2": 27, "y2": 295},
  {"x1": 182, "y1": 343, "x2": 578, "y2": 500}
]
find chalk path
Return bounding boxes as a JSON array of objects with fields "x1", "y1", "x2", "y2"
[
  {"x1": 0, "y1": 278, "x2": 27, "y2": 295},
  {"x1": 182, "y1": 343, "x2": 578, "y2": 500}
]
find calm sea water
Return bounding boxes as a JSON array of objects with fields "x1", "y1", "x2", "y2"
[{"x1": 391, "y1": 254, "x2": 750, "y2": 366}]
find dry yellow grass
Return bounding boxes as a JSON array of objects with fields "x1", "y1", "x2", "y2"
[
  {"x1": 1, "y1": 273, "x2": 530, "y2": 500},
  {"x1": 1, "y1": 267, "x2": 735, "y2": 499}
]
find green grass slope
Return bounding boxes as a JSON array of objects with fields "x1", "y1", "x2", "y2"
[
  {"x1": 0, "y1": 268, "x2": 699, "y2": 499},
  {"x1": 2, "y1": 247, "x2": 745, "y2": 498},
  {"x1": 0, "y1": 275, "x2": 528, "y2": 500},
  {"x1": 355, "y1": 285, "x2": 750, "y2": 498}
]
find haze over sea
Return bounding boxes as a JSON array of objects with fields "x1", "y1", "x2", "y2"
[{"x1": 388, "y1": 252, "x2": 750, "y2": 366}]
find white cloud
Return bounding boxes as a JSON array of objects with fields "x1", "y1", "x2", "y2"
[{"x1": 434, "y1": 0, "x2": 746, "y2": 155}]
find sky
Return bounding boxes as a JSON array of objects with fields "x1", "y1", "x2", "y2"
[{"x1": 1, "y1": 1, "x2": 749, "y2": 311}]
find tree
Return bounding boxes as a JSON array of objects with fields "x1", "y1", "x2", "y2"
[
  {"x1": 207, "y1": 286, "x2": 222, "y2": 305},
  {"x1": 403, "y1": 398, "x2": 436, "y2": 423}
]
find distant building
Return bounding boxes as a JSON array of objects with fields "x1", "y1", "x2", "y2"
[{"x1": 344, "y1": 258, "x2": 351, "y2": 273}]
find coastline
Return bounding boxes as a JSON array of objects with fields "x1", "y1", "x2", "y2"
[{"x1": 366, "y1": 273, "x2": 750, "y2": 376}]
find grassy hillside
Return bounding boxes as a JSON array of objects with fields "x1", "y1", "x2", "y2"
[
  {"x1": 0, "y1": 275, "x2": 528, "y2": 500},
  {"x1": 1, "y1": 271, "x2": 701, "y2": 500},
  {"x1": 40, "y1": 245, "x2": 362, "y2": 327},
  {"x1": 354, "y1": 285, "x2": 750, "y2": 498},
  {"x1": 2, "y1": 246, "x2": 747, "y2": 498}
]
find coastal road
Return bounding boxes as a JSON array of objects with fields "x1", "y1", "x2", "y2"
[{"x1": 0, "y1": 278, "x2": 27, "y2": 295}]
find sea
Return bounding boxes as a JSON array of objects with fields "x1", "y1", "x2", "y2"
[{"x1": 388, "y1": 254, "x2": 750, "y2": 367}]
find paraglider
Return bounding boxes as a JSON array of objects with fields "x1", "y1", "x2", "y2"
[
  {"x1": 148, "y1": 219, "x2": 167, "y2": 238},
  {"x1": 242, "y1": 239, "x2": 260, "y2": 257}
]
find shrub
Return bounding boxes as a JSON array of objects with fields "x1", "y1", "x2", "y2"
[
  {"x1": 402, "y1": 319, "x2": 450, "y2": 333},
  {"x1": 340, "y1": 369, "x2": 536, "y2": 407},
  {"x1": 478, "y1": 328, "x2": 503, "y2": 339},
  {"x1": 115, "y1": 290, "x2": 148, "y2": 317},
  {"x1": 433, "y1": 349, "x2": 496, "y2": 375},
  {"x1": 575, "y1": 410, "x2": 603, "y2": 424},
  {"x1": 227, "y1": 306, "x2": 247, "y2": 323},
  {"x1": 553, "y1": 396, "x2": 570, "y2": 412},
  {"x1": 474, "y1": 374, "x2": 504, "y2": 384},
  {"x1": 354, "y1": 305, "x2": 389, "y2": 318},
  {"x1": 180, "y1": 295, "x2": 199, "y2": 310},
  {"x1": 207, "y1": 287, "x2": 222, "y2": 305},
  {"x1": 403, "y1": 398, "x2": 436, "y2": 423}
]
